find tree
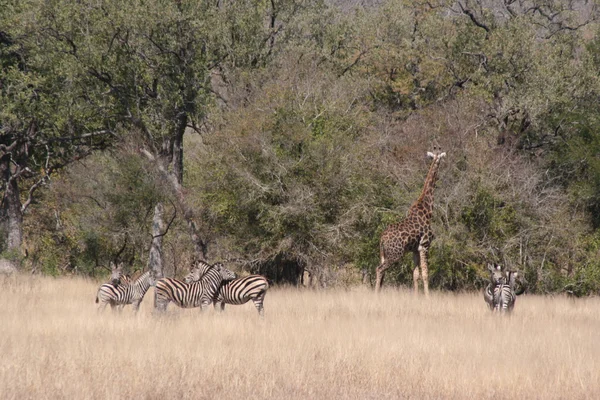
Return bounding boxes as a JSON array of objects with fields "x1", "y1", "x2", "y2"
[
  {"x1": 33, "y1": 0, "x2": 308, "y2": 262},
  {"x1": 1, "y1": 6, "x2": 115, "y2": 257}
]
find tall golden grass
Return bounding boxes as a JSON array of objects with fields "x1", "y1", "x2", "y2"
[{"x1": 1, "y1": 274, "x2": 599, "y2": 399}]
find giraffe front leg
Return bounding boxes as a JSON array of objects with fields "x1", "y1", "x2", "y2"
[{"x1": 419, "y1": 247, "x2": 429, "y2": 297}]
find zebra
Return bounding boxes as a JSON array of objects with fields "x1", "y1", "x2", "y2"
[
  {"x1": 96, "y1": 271, "x2": 155, "y2": 313},
  {"x1": 492, "y1": 270, "x2": 520, "y2": 313},
  {"x1": 154, "y1": 261, "x2": 236, "y2": 312},
  {"x1": 185, "y1": 269, "x2": 269, "y2": 317},
  {"x1": 108, "y1": 262, "x2": 131, "y2": 288},
  {"x1": 483, "y1": 263, "x2": 506, "y2": 310}
]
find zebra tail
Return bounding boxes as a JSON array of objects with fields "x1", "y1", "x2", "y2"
[{"x1": 95, "y1": 296, "x2": 99, "y2": 303}]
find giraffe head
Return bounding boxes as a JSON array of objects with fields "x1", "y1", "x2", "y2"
[
  {"x1": 426, "y1": 146, "x2": 446, "y2": 161},
  {"x1": 411, "y1": 147, "x2": 446, "y2": 215}
]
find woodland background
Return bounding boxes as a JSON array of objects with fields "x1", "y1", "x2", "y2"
[{"x1": 2, "y1": 0, "x2": 600, "y2": 295}]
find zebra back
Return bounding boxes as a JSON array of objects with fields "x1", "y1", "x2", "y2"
[
  {"x1": 155, "y1": 264, "x2": 235, "y2": 310},
  {"x1": 184, "y1": 262, "x2": 236, "y2": 284},
  {"x1": 96, "y1": 271, "x2": 153, "y2": 308},
  {"x1": 218, "y1": 275, "x2": 269, "y2": 305}
]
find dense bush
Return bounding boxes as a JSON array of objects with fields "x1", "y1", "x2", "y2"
[{"x1": 3, "y1": 0, "x2": 600, "y2": 294}]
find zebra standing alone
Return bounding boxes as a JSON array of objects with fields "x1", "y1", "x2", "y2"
[
  {"x1": 96, "y1": 271, "x2": 155, "y2": 313},
  {"x1": 154, "y1": 261, "x2": 236, "y2": 312},
  {"x1": 185, "y1": 267, "x2": 269, "y2": 316}
]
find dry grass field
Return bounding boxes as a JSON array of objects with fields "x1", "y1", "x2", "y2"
[{"x1": 1, "y1": 274, "x2": 599, "y2": 400}]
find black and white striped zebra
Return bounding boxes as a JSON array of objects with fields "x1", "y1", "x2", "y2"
[
  {"x1": 96, "y1": 271, "x2": 155, "y2": 313},
  {"x1": 154, "y1": 261, "x2": 236, "y2": 312},
  {"x1": 483, "y1": 263, "x2": 506, "y2": 310},
  {"x1": 185, "y1": 270, "x2": 269, "y2": 316},
  {"x1": 493, "y1": 270, "x2": 520, "y2": 313}
]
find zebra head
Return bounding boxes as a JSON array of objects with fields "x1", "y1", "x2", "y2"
[
  {"x1": 214, "y1": 262, "x2": 237, "y2": 281},
  {"x1": 184, "y1": 268, "x2": 201, "y2": 284},
  {"x1": 184, "y1": 261, "x2": 237, "y2": 283},
  {"x1": 487, "y1": 263, "x2": 506, "y2": 286},
  {"x1": 506, "y1": 270, "x2": 526, "y2": 294},
  {"x1": 184, "y1": 259, "x2": 214, "y2": 283},
  {"x1": 110, "y1": 262, "x2": 124, "y2": 288}
]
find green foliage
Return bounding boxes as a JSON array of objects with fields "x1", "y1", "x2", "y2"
[
  {"x1": 7, "y1": 0, "x2": 600, "y2": 295},
  {"x1": 461, "y1": 186, "x2": 519, "y2": 242}
]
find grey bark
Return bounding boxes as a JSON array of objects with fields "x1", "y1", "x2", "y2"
[
  {"x1": 1, "y1": 154, "x2": 23, "y2": 252},
  {"x1": 140, "y1": 149, "x2": 208, "y2": 259},
  {"x1": 148, "y1": 202, "x2": 165, "y2": 282}
]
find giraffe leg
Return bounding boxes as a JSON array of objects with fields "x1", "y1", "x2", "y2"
[
  {"x1": 412, "y1": 252, "x2": 421, "y2": 294},
  {"x1": 375, "y1": 262, "x2": 389, "y2": 293},
  {"x1": 419, "y1": 247, "x2": 429, "y2": 297}
]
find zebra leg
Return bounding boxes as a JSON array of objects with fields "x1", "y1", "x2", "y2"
[
  {"x1": 253, "y1": 292, "x2": 266, "y2": 317},
  {"x1": 97, "y1": 301, "x2": 108, "y2": 313},
  {"x1": 483, "y1": 284, "x2": 494, "y2": 310},
  {"x1": 200, "y1": 299, "x2": 212, "y2": 312},
  {"x1": 213, "y1": 300, "x2": 225, "y2": 312},
  {"x1": 132, "y1": 300, "x2": 141, "y2": 314},
  {"x1": 154, "y1": 294, "x2": 168, "y2": 313}
]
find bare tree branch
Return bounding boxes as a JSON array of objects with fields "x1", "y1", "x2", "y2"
[
  {"x1": 458, "y1": 1, "x2": 490, "y2": 34},
  {"x1": 151, "y1": 199, "x2": 177, "y2": 239}
]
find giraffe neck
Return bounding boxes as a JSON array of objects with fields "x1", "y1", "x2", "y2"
[{"x1": 409, "y1": 157, "x2": 441, "y2": 218}]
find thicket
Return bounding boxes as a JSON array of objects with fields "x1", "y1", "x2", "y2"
[{"x1": 2, "y1": 0, "x2": 600, "y2": 295}]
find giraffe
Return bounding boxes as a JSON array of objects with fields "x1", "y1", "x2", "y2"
[{"x1": 375, "y1": 148, "x2": 446, "y2": 295}]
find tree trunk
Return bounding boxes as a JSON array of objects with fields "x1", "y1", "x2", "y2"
[
  {"x1": 141, "y1": 148, "x2": 208, "y2": 259},
  {"x1": 148, "y1": 202, "x2": 165, "y2": 281},
  {"x1": 173, "y1": 122, "x2": 185, "y2": 185},
  {"x1": 0, "y1": 154, "x2": 23, "y2": 253}
]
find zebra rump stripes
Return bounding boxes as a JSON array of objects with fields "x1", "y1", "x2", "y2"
[
  {"x1": 185, "y1": 271, "x2": 269, "y2": 316},
  {"x1": 484, "y1": 264, "x2": 521, "y2": 313},
  {"x1": 96, "y1": 271, "x2": 154, "y2": 312},
  {"x1": 154, "y1": 262, "x2": 236, "y2": 312}
]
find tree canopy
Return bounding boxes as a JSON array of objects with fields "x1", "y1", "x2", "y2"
[{"x1": 2, "y1": 0, "x2": 600, "y2": 295}]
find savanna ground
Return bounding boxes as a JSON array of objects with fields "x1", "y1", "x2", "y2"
[{"x1": 1, "y1": 275, "x2": 599, "y2": 400}]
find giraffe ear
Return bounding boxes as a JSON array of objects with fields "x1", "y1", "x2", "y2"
[
  {"x1": 427, "y1": 152, "x2": 435, "y2": 158},
  {"x1": 439, "y1": 152, "x2": 446, "y2": 158}
]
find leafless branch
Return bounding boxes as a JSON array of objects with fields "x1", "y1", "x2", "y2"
[
  {"x1": 151, "y1": 199, "x2": 177, "y2": 239},
  {"x1": 458, "y1": 2, "x2": 490, "y2": 34}
]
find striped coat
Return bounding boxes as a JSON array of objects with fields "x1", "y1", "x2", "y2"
[
  {"x1": 96, "y1": 271, "x2": 154, "y2": 313},
  {"x1": 154, "y1": 262, "x2": 236, "y2": 312},
  {"x1": 185, "y1": 272, "x2": 269, "y2": 316},
  {"x1": 492, "y1": 270, "x2": 520, "y2": 313},
  {"x1": 483, "y1": 263, "x2": 506, "y2": 310}
]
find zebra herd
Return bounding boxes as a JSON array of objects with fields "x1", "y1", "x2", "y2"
[
  {"x1": 96, "y1": 260, "x2": 523, "y2": 316},
  {"x1": 95, "y1": 260, "x2": 269, "y2": 316},
  {"x1": 483, "y1": 263, "x2": 525, "y2": 313}
]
